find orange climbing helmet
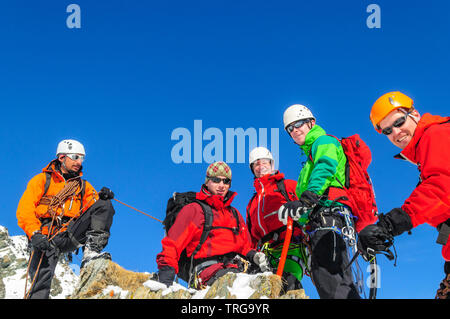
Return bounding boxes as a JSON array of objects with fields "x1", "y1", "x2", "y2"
[{"x1": 370, "y1": 91, "x2": 414, "y2": 133}]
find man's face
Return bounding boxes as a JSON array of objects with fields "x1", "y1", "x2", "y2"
[
  {"x1": 378, "y1": 109, "x2": 419, "y2": 149},
  {"x1": 205, "y1": 175, "x2": 231, "y2": 197},
  {"x1": 252, "y1": 159, "x2": 273, "y2": 178},
  {"x1": 288, "y1": 119, "x2": 315, "y2": 145},
  {"x1": 58, "y1": 154, "x2": 83, "y2": 173}
]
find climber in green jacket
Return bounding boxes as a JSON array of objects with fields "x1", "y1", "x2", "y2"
[{"x1": 278, "y1": 104, "x2": 361, "y2": 299}]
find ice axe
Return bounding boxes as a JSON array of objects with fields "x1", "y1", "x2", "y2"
[{"x1": 276, "y1": 217, "x2": 293, "y2": 277}]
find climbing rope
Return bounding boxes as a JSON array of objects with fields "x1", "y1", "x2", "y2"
[
  {"x1": 436, "y1": 274, "x2": 450, "y2": 299},
  {"x1": 113, "y1": 198, "x2": 163, "y2": 223}
]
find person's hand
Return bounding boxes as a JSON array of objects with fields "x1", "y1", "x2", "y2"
[
  {"x1": 98, "y1": 187, "x2": 114, "y2": 200},
  {"x1": 357, "y1": 208, "x2": 412, "y2": 259},
  {"x1": 30, "y1": 232, "x2": 50, "y2": 251},
  {"x1": 278, "y1": 201, "x2": 307, "y2": 225},
  {"x1": 357, "y1": 224, "x2": 392, "y2": 256},
  {"x1": 253, "y1": 252, "x2": 271, "y2": 272},
  {"x1": 158, "y1": 266, "x2": 175, "y2": 287}
]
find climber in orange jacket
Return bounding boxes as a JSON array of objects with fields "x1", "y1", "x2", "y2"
[
  {"x1": 16, "y1": 139, "x2": 115, "y2": 299},
  {"x1": 359, "y1": 91, "x2": 450, "y2": 299}
]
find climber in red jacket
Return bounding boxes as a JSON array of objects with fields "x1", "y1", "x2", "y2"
[
  {"x1": 156, "y1": 161, "x2": 270, "y2": 289},
  {"x1": 246, "y1": 147, "x2": 310, "y2": 292},
  {"x1": 359, "y1": 91, "x2": 450, "y2": 299}
]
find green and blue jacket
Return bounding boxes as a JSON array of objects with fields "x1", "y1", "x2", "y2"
[{"x1": 296, "y1": 125, "x2": 347, "y2": 207}]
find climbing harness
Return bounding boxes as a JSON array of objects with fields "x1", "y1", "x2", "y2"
[
  {"x1": 262, "y1": 238, "x2": 311, "y2": 282},
  {"x1": 307, "y1": 206, "x2": 369, "y2": 298}
]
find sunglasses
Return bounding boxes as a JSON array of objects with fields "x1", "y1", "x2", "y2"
[
  {"x1": 65, "y1": 154, "x2": 85, "y2": 162},
  {"x1": 380, "y1": 113, "x2": 409, "y2": 135},
  {"x1": 208, "y1": 176, "x2": 231, "y2": 185},
  {"x1": 286, "y1": 119, "x2": 310, "y2": 134}
]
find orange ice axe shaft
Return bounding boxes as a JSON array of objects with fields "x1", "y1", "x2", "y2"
[{"x1": 276, "y1": 217, "x2": 293, "y2": 277}]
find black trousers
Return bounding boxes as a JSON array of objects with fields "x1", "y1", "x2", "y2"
[
  {"x1": 308, "y1": 206, "x2": 361, "y2": 299},
  {"x1": 27, "y1": 199, "x2": 115, "y2": 299}
]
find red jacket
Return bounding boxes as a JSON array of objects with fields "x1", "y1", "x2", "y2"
[
  {"x1": 395, "y1": 113, "x2": 450, "y2": 259},
  {"x1": 156, "y1": 186, "x2": 253, "y2": 273},
  {"x1": 246, "y1": 172, "x2": 300, "y2": 248}
]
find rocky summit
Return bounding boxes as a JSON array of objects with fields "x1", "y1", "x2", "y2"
[{"x1": 0, "y1": 225, "x2": 308, "y2": 299}]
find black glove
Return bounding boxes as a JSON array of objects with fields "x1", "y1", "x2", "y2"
[
  {"x1": 358, "y1": 208, "x2": 413, "y2": 256},
  {"x1": 158, "y1": 266, "x2": 175, "y2": 287},
  {"x1": 298, "y1": 190, "x2": 320, "y2": 207},
  {"x1": 98, "y1": 187, "x2": 114, "y2": 200},
  {"x1": 378, "y1": 208, "x2": 413, "y2": 236},
  {"x1": 30, "y1": 233, "x2": 50, "y2": 251},
  {"x1": 278, "y1": 191, "x2": 320, "y2": 225},
  {"x1": 278, "y1": 200, "x2": 306, "y2": 225},
  {"x1": 358, "y1": 224, "x2": 393, "y2": 257}
]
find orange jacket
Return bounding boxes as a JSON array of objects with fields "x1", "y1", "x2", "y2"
[{"x1": 16, "y1": 160, "x2": 98, "y2": 238}]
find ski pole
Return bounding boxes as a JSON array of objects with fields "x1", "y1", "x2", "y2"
[{"x1": 276, "y1": 217, "x2": 293, "y2": 277}]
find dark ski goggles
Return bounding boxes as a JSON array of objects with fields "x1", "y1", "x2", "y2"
[
  {"x1": 208, "y1": 176, "x2": 231, "y2": 185},
  {"x1": 286, "y1": 119, "x2": 310, "y2": 134},
  {"x1": 380, "y1": 113, "x2": 408, "y2": 135}
]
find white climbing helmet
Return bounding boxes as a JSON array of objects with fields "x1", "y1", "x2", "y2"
[
  {"x1": 249, "y1": 147, "x2": 274, "y2": 171},
  {"x1": 283, "y1": 104, "x2": 315, "y2": 130},
  {"x1": 56, "y1": 139, "x2": 86, "y2": 157}
]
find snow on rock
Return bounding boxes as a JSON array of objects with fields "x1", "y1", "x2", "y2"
[
  {"x1": 0, "y1": 226, "x2": 78, "y2": 299},
  {"x1": 0, "y1": 225, "x2": 309, "y2": 300},
  {"x1": 71, "y1": 258, "x2": 308, "y2": 299}
]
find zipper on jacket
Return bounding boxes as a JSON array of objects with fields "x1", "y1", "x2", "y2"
[
  {"x1": 256, "y1": 180, "x2": 268, "y2": 236},
  {"x1": 396, "y1": 152, "x2": 417, "y2": 165}
]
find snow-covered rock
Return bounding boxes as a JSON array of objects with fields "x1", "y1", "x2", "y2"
[
  {"x1": 0, "y1": 225, "x2": 308, "y2": 300},
  {"x1": 0, "y1": 226, "x2": 78, "y2": 299}
]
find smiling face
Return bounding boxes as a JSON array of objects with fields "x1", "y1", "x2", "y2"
[
  {"x1": 289, "y1": 119, "x2": 315, "y2": 145},
  {"x1": 378, "y1": 109, "x2": 420, "y2": 149},
  {"x1": 252, "y1": 159, "x2": 274, "y2": 178},
  {"x1": 205, "y1": 175, "x2": 231, "y2": 197}
]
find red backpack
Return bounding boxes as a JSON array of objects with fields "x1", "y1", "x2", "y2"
[{"x1": 310, "y1": 134, "x2": 378, "y2": 232}]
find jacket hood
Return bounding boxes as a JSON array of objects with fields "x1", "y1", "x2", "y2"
[
  {"x1": 396, "y1": 113, "x2": 450, "y2": 163},
  {"x1": 300, "y1": 124, "x2": 326, "y2": 154},
  {"x1": 196, "y1": 184, "x2": 237, "y2": 210},
  {"x1": 253, "y1": 171, "x2": 285, "y2": 193},
  {"x1": 42, "y1": 159, "x2": 84, "y2": 181}
]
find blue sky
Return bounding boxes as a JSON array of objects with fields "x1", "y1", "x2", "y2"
[{"x1": 1, "y1": 1, "x2": 449, "y2": 299}]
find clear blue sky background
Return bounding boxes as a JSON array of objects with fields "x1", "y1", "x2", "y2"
[{"x1": 1, "y1": 1, "x2": 449, "y2": 299}]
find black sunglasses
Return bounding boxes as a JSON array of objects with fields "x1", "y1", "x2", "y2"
[
  {"x1": 208, "y1": 176, "x2": 231, "y2": 185},
  {"x1": 381, "y1": 113, "x2": 409, "y2": 135},
  {"x1": 286, "y1": 119, "x2": 310, "y2": 134}
]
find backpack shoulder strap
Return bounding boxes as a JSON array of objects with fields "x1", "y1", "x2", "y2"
[
  {"x1": 186, "y1": 200, "x2": 214, "y2": 286},
  {"x1": 80, "y1": 179, "x2": 87, "y2": 200},
  {"x1": 190, "y1": 200, "x2": 214, "y2": 258},
  {"x1": 229, "y1": 206, "x2": 240, "y2": 234},
  {"x1": 275, "y1": 178, "x2": 290, "y2": 202},
  {"x1": 42, "y1": 172, "x2": 52, "y2": 197}
]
